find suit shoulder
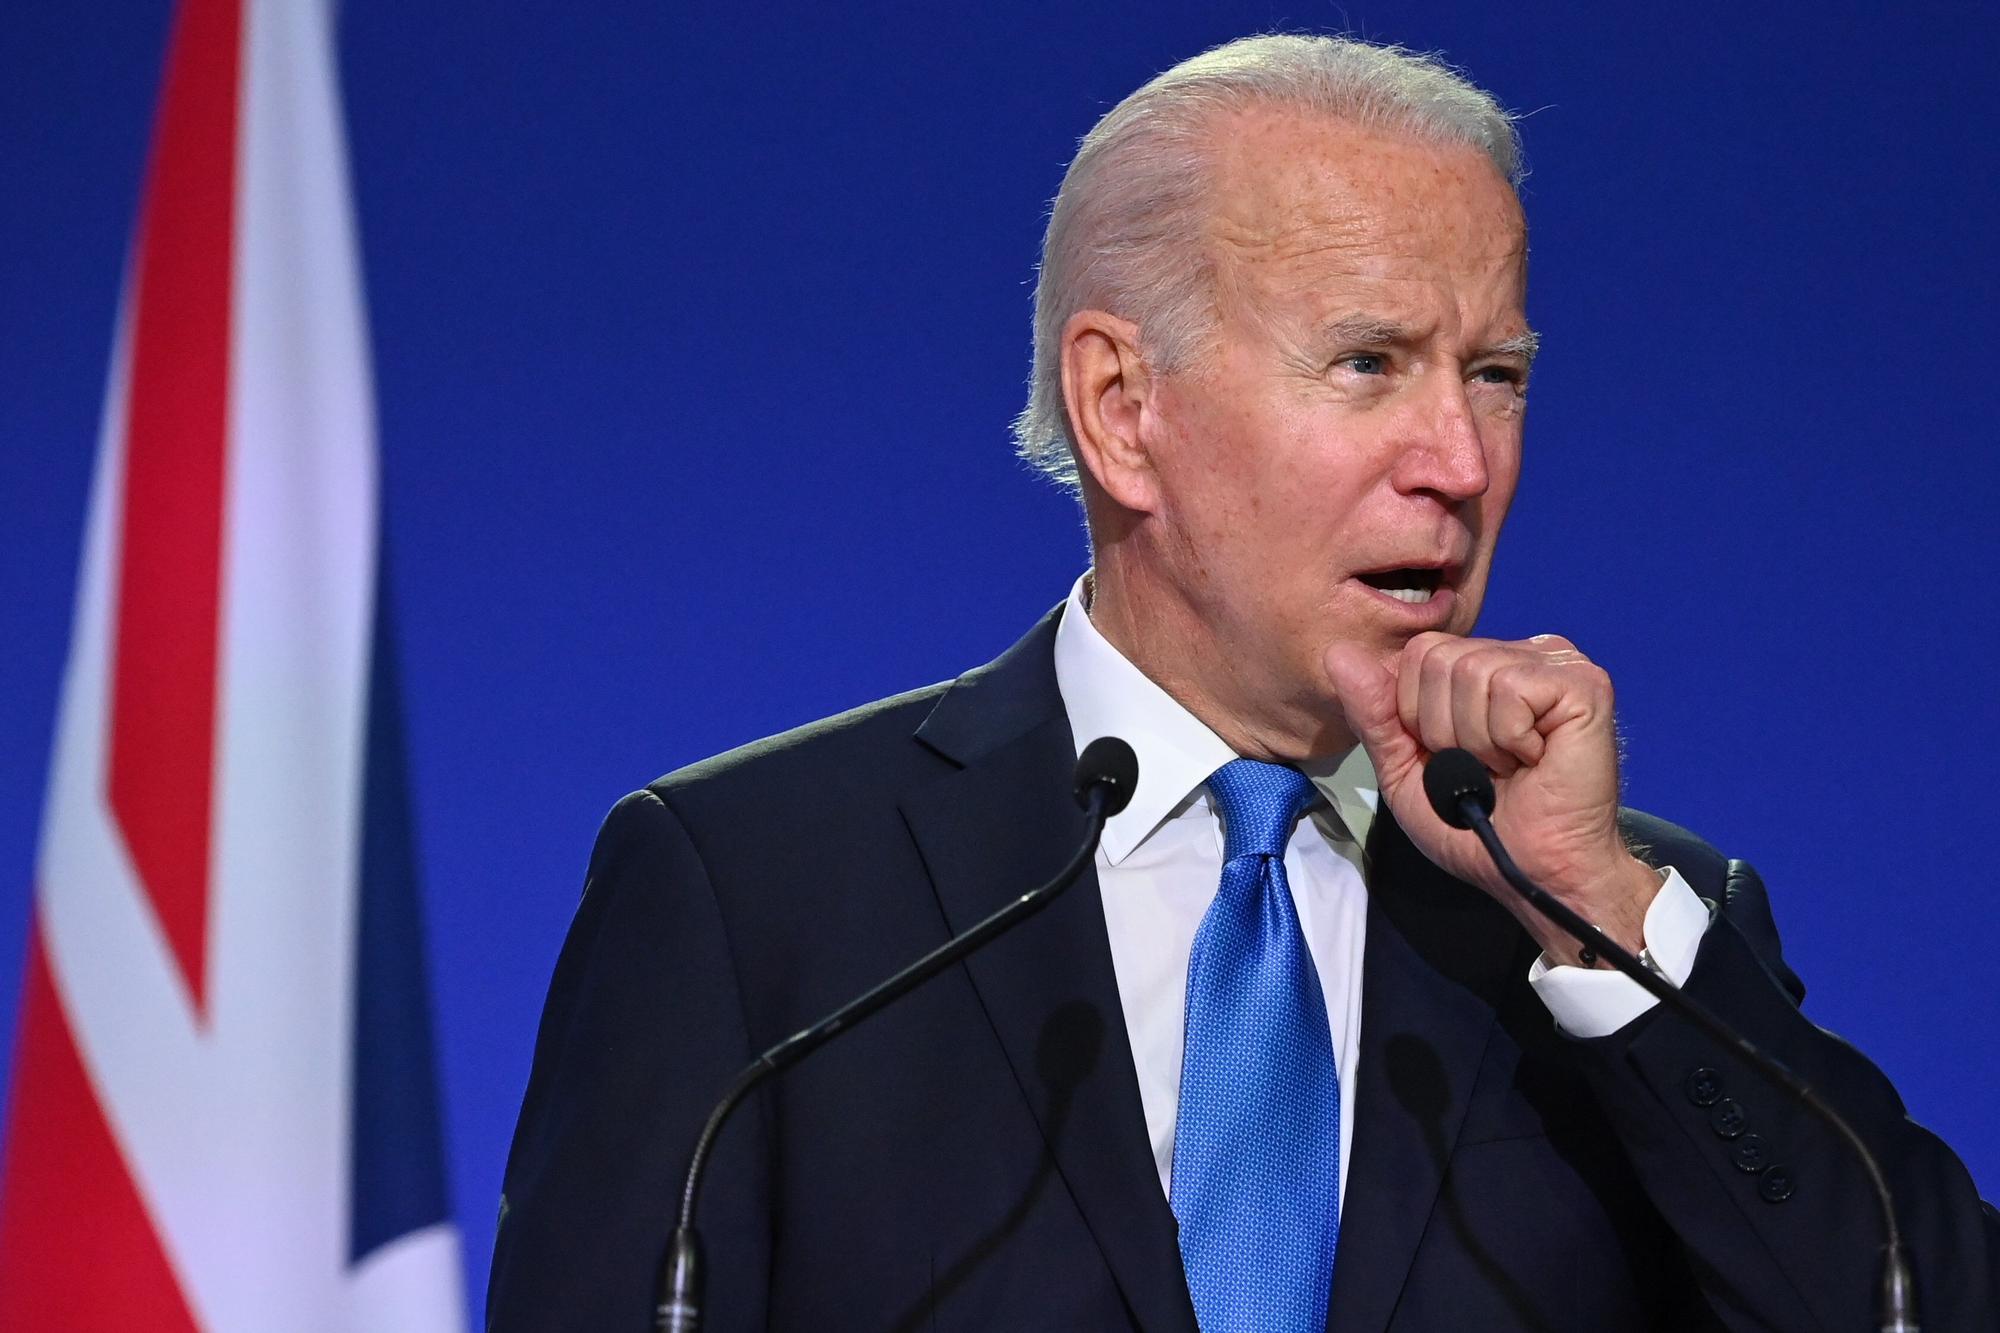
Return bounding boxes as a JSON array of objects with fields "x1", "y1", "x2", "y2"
[
  {"x1": 644, "y1": 680, "x2": 954, "y2": 812},
  {"x1": 1619, "y1": 807, "x2": 1804, "y2": 1000}
]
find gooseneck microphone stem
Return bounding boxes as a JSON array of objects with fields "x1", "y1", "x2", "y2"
[
  {"x1": 1424, "y1": 749, "x2": 1917, "y2": 1333},
  {"x1": 654, "y1": 739, "x2": 1138, "y2": 1333}
]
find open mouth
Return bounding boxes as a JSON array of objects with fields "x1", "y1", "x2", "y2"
[{"x1": 1355, "y1": 566, "x2": 1448, "y2": 605}]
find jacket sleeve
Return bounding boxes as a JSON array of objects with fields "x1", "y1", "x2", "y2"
[
  {"x1": 1575, "y1": 851, "x2": 2000, "y2": 1332},
  {"x1": 486, "y1": 790, "x2": 772, "y2": 1333}
]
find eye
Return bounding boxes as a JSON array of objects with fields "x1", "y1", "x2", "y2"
[
  {"x1": 1472, "y1": 364, "x2": 1525, "y2": 387},
  {"x1": 1338, "y1": 353, "x2": 1389, "y2": 376}
]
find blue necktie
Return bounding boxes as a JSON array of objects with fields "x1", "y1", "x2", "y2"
[{"x1": 1171, "y1": 759, "x2": 1340, "y2": 1333}]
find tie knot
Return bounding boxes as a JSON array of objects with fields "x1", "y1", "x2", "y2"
[{"x1": 1206, "y1": 759, "x2": 1316, "y2": 861}]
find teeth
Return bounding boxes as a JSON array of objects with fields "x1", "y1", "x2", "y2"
[{"x1": 1358, "y1": 566, "x2": 1447, "y2": 601}]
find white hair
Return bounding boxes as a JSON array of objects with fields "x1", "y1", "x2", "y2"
[{"x1": 1012, "y1": 34, "x2": 1524, "y2": 491}]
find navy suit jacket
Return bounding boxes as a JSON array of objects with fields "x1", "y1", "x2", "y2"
[{"x1": 489, "y1": 608, "x2": 1998, "y2": 1330}]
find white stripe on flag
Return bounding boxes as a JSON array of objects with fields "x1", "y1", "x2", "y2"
[{"x1": 38, "y1": 0, "x2": 464, "y2": 1326}]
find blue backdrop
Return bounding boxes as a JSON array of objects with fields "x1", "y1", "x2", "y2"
[{"x1": 3, "y1": 0, "x2": 1995, "y2": 1315}]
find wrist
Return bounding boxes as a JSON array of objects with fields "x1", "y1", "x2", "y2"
[{"x1": 1528, "y1": 855, "x2": 1664, "y2": 970}]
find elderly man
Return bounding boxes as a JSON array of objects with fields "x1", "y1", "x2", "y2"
[{"x1": 488, "y1": 34, "x2": 1997, "y2": 1332}]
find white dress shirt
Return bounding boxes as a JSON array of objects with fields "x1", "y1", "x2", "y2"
[{"x1": 1050, "y1": 575, "x2": 1710, "y2": 1201}]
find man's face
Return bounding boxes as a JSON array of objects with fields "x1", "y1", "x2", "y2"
[{"x1": 1140, "y1": 109, "x2": 1531, "y2": 747}]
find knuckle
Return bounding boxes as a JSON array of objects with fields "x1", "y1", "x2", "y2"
[
  {"x1": 1403, "y1": 632, "x2": 1445, "y2": 664},
  {"x1": 1574, "y1": 661, "x2": 1613, "y2": 695}
]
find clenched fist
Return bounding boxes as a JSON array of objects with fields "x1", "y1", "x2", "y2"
[{"x1": 1324, "y1": 632, "x2": 1662, "y2": 966}]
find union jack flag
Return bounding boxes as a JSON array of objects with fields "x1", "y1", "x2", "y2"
[{"x1": 0, "y1": 0, "x2": 465, "y2": 1326}]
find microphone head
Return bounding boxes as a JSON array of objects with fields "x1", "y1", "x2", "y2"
[
  {"x1": 1423, "y1": 748, "x2": 1496, "y2": 830},
  {"x1": 1074, "y1": 737, "x2": 1139, "y2": 817}
]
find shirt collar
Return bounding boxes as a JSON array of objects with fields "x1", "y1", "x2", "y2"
[{"x1": 1051, "y1": 573, "x2": 1379, "y2": 865}]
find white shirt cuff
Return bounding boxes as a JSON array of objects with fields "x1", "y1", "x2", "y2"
[{"x1": 1527, "y1": 867, "x2": 1710, "y2": 1039}]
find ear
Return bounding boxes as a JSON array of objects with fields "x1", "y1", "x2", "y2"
[{"x1": 1058, "y1": 309, "x2": 1161, "y2": 513}]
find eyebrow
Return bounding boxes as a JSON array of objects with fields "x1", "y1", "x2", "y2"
[
  {"x1": 1314, "y1": 316, "x2": 1543, "y2": 367},
  {"x1": 1486, "y1": 330, "x2": 1543, "y2": 367},
  {"x1": 1317, "y1": 314, "x2": 1413, "y2": 348}
]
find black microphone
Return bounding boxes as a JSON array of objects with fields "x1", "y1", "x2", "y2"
[
  {"x1": 653, "y1": 737, "x2": 1139, "y2": 1331},
  {"x1": 1422, "y1": 747, "x2": 1919, "y2": 1333}
]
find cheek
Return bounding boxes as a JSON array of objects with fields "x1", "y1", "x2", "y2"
[
  {"x1": 1154, "y1": 377, "x2": 1390, "y2": 583},
  {"x1": 1152, "y1": 389, "x2": 1280, "y2": 533},
  {"x1": 1486, "y1": 446, "x2": 1523, "y2": 526},
  {"x1": 1143, "y1": 421, "x2": 1260, "y2": 594},
  {"x1": 1472, "y1": 415, "x2": 1524, "y2": 523}
]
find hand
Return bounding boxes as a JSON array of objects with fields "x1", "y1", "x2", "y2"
[{"x1": 1324, "y1": 632, "x2": 1661, "y2": 963}]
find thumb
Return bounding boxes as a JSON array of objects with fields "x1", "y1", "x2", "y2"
[{"x1": 1324, "y1": 641, "x2": 1419, "y2": 777}]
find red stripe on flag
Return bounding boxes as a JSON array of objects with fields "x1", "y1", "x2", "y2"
[
  {"x1": 0, "y1": 926, "x2": 201, "y2": 1330},
  {"x1": 108, "y1": 0, "x2": 245, "y2": 1016}
]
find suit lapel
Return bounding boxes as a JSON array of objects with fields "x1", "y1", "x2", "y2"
[
  {"x1": 900, "y1": 611, "x2": 1197, "y2": 1333},
  {"x1": 1325, "y1": 811, "x2": 1521, "y2": 1333},
  {"x1": 904, "y1": 609, "x2": 1530, "y2": 1333}
]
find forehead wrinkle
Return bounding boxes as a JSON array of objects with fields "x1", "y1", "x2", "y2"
[
  {"x1": 1200, "y1": 110, "x2": 1529, "y2": 353},
  {"x1": 1208, "y1": 204, "x2": 1374, "y2": 273},
  {"x1": 1206, "y1": 134, "x2": 1525, "y2": 273},
  {"x1": 1207, "y1": 189, "x2": 1528, "y2": 325}
]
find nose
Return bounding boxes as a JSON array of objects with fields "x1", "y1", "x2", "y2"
[{"x1": 1391, "y1": 377, "x2": 1490, "y2": 502}]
